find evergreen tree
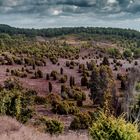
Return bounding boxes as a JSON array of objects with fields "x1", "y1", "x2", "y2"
[
  {"x1": 90, "y1": 65, "x2": 115, "y2": 113},
  {"x1": 49, "y1": 82, "x2": 52, "y2": 93},
  {"x1": 102, "y1": 57, "x2": 110, "y2": 66},
  {"x1": 60, "y1": 67, "x2": 63, "y2": 75}
]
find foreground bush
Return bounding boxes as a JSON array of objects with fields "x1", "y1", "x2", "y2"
[
  {"x1": 0, "y1": 89, "x2": 34, "y2": 123},
  {"x1": 39, "y1": 117, "x2": 64, "y2": 135},
  {"x1": 89, "y1": 112, "x2": 140, "y2": 140},
  {"x1": 0, "y1": 79, "x2": 35, "y2": 123}
]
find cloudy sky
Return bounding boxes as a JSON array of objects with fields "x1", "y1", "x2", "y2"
[{"x1": 0, "y1": 0, "x2": 140, "y2": 30}]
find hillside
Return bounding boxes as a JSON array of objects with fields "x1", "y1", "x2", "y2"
[{"x1": 0, "y1": 25, "x2": 140, "y2": 140}]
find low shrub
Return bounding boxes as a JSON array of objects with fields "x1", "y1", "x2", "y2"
[
  {"x1": 70, "y1": 112, "x2": 92, "y2": 130},
  {"x1": 38, "y1": 117, "x2": 64, "y2": 135},
  {"x1": 89, "y1": 112, "x2": 139, "y2": 140},
  {"x1": 35, "y1": 96, "x2": 47, "y2": 105},
  {"x1": 136, "y1": 82, "x2": 140, "y2": 92},
  {"x1": 45, "y1": 119, "x2": 64, "y2": 135},
  {"x1": 50, "y1": 70, "x2": 58, "y2": 80},
  {"x1": 52, "y1": 100, "x2": 79, "y2": 115},
  {"x1": 59, "y1": 75, "x2": 67, "y2": 83}
]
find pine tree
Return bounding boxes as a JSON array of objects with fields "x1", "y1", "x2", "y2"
[
  {"x1": 60, "y1": 67, "x2": 63, "y2": 75},
  {"x1": 49, "y1": 82, "x2": 52, "y2": 93},
  {"x1": 90, "y1": 65, "x2": 115, "y2": 112},
  {"x1": 46, "y1": 73, "x2": 50, "y2": 80},
  {"x1": 70, "y1": 76, "x2": 75, "y2": 87},
  {"x1": 102, "y1": 57, "x2": 110, "y2": 66},
  {"x1": 81, "y1": 76, "x2": 88, "y2": 87}
]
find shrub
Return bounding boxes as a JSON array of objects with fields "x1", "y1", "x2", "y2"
[
  {"x1": 66, "y1": 61, "x2": 70, "y2": 67},
  {"x1": 4, "y1": 78, "x2": 22, "y2": 90},
  {"x1": 52, "y1": 101, "x2": 69, "y2": 115},
  {"x1": 6, "y1": 68, "x2": 10, "y2": 72},
  {"x1": 50, "y1": 57, "x2": 58, "y2": 64},
  {"x1": 35, "y1": 96, "x2": 47, "y2": 105},
  {"x1": 123, "y1": 49, "x2": 132, "y2": 58},
  {"x1": 134, "y1": 61, "x2": 138, "y2": 66},
  {"x1": 34, "y1": 69, "x2": 43, "y2": 78},
  {"x1": 108, "y1": 48, "x2": 121, "y2": 58},
  {"x1": 45, "y1": 119, "x2": 64, "y2": 135},
  {"x1": 59, "y1": 75, "x2": 67, "y2": 83},
  {"x1": 70, "y1": 112, "x2": 92, "y2": 130},
  {"x1": 68, "y1": 104, "x2": 79, "y2": 115},
  {"x1": 136, "y1": 82, "x2": 140, "y2": 92},
  {"x1": 52, "y1": 100, "x2": 79, "y2": 115},
  {"x1": 50, "y1": 70, "x2": 58, "y2": 80},
  {"x1": 39, "y1": 117, "x2": 64, "y2": 135},
  {"x1": 72, "y1": 87, "x2": 86, "y2": 107},
  {"x1": 102, "y1": 57, "x2": 110, "y2": 66},
  {"x1": 0, "y1": 89, "x2": 34, "y2": 123},
  {"x1": 81, "y1": 76, "x2": 88, "y2": 87},
  {"x1": 89, "y1": 112, "x2": 139, "y2": 140},
  {"x1": 133, "y1": 48, "x2": 140, "y2": 59},
  {"x1": 46, "y1": 93, "x2": 61, "y2": 106}
]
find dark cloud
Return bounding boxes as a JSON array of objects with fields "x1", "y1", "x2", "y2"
[
  {"x1": 0, "y1": 0, "x2": 139, "y2": 15},
  {"x1": 0, "y1": 0, "x2": 140, "y2": 29}
]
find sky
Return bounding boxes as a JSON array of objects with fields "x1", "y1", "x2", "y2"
[{"x1": 0, "y1": 0, "x2": 140, "y2": 30}]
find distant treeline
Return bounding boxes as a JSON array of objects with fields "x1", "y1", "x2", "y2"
[{"x1": 0, "y1": 24, "x2": 140, "y2": 39}]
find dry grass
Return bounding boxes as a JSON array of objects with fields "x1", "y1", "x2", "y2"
[{"x1": 0, "y1": 116, "x2": 89, "y2": 140}]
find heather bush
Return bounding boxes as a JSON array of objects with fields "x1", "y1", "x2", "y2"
[
  {"x1": 38, "y1": 117, "x2": 64, "y2": 135},
  {"x1": 136, "y1": 82, "x2": 140, "y2": 92},
  {"x1": 52, "y1": 100, "x2": 79, "y2": 115},
  {"x1": 45, "y1": 119, "x2": 64, "y2": 135},
  {"x1": 89, "y1": 112, "x2": 139, "y2": 140},
  {"x1": 50, "y1": 70, "x2": 58, "y2": 80},
  {"x1": 35, "y1": 96, "x2": 47, "y2": 105},
  {"x1": 59, "y1": 75, "x2": 67, "y2": 83},
  {"x1": 0, "y1": 89, "x2": 34, "y2": 123},
  {"x1": 70, "y1": 112, "x2": 92, "y2": 130}
]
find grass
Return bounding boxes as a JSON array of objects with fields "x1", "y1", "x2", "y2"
[{"x1": 0, "y1": 116, "x2": 89, "y2": 140}]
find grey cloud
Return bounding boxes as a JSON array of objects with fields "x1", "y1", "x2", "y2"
[
  {"x1": 0, "y1": 0, "x2": 140, "y2": 29},
  {"x1": 0, "y1": 0, "x2": 139, "y2": 15}
]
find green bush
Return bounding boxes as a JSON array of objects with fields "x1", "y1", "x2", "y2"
[
  {"x1": 39, "y1": 117, "x2": 64, "y2": 135},
  {"x1": 46, "y1": 93, "x2": 61, "y2": 106},
  {"x1": 4, "y1": 78, "x2": 22, "y2": 90},
  {"x1": 108, "y1": 48, "x2": 121, "y2": 58},
  {"x1": 45, "y1": 119, "x2": 64, "y2": 135},
  {"x1": 52, "y1": 101, "x2": 69, "y2": 115},
  {"x1": 72, "y1": 87, "x2": 86, "y2": 106},
  {"x1": 50, "y1": 57, "x2": 58, "y2": 64},
  {"x1": 59, "y1": 75, "x2": 67, "y2": 83},
  {"x1": 35, "y1": 96, "x2": 47, "y2": 105},
  {"x1": 136, "y1": 82, "x2": 140, "y2": 92},
  {"x1": 50, "y1": 70, "x2": 58, "y2": 80},
  {"x1": 70, "y1": 112, "x2": 92, "y2": 130},
  {"x1": 52, "y1": 100, "x2": 79, "y2": 115},
  {"x1": 0, "y1": 89, "x2": 34, "y2": 123},
  {"x1": 34, "y1": 69, "x2": 43, "y2": 78},
  {"x1": 123, "y1": 49, "x2": 132, "y2": 58},
  {"x1": 89, "y1": 112, "x2": 139, "y2": 140}
]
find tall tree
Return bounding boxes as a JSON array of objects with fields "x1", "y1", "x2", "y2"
[{"x1": 90, "y1": 65, "x2": 115, "y2": 114}]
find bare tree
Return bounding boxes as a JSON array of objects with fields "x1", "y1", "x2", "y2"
[{"x1": 123, "y1": 67, "x2": 140, "y2": 122}]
